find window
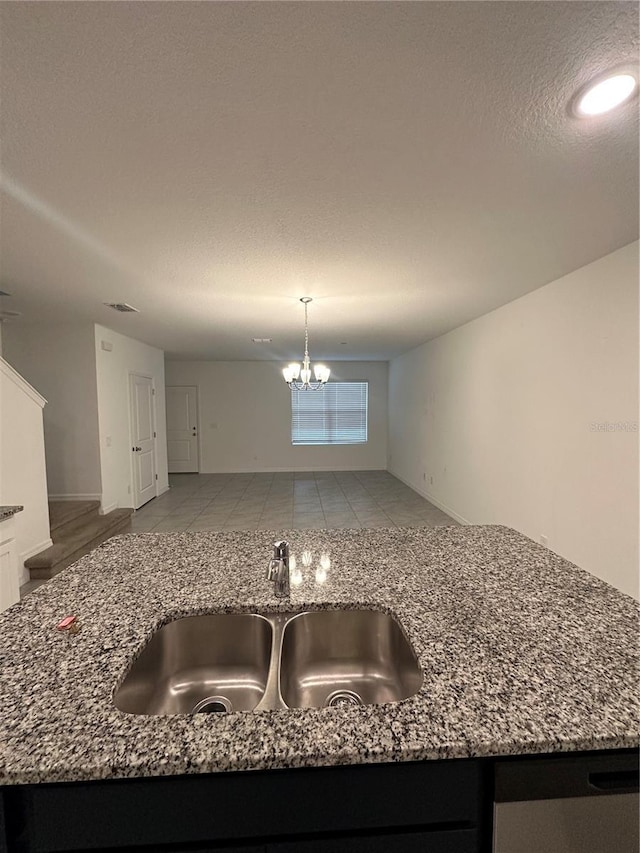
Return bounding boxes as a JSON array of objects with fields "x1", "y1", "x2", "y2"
[{"x1": 291, "y1": 382, "x2": 368, "y2": 446}]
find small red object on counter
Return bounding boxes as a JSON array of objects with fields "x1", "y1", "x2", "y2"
[{"x1": 56, "y1": 616, "x2": 77, "y2": 631}]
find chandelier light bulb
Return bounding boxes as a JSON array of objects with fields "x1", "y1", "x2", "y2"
[{"x1": 282, "y1": 363, "x2": 301, "y2": 383}]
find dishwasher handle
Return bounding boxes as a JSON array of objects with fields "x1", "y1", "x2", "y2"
[
  {"x1": 589, "y1": 770, "x2": 639, "y2": 793},
  {"x1": 495, "y1": 752, "x2": 639, "y2": 802}
]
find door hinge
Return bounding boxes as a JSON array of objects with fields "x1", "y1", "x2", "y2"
[
  {"x1": 152, "y1": 388, "x2": 156, "y2": 395},
  {"x1": 155, "y1": 474, "x2": 158, "y2": 480},
  {"x1": 153, "y1": 431, "x2": 156, "y2": 438}
]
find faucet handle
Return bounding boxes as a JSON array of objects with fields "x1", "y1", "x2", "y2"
[
  {"x1": 273, "y1": 540, "x2": 289, "y2": 559},
  {"x1": 267, "y1": 541, "x2": 289, "y2": 583}
]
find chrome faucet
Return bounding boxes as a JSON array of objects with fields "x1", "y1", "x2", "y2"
[{"x1": 267, "y1": 540, "x2": 290, "y2": 598}]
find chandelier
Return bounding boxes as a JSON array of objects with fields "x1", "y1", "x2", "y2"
[{"x1": 282, "y1": 297, "x2": 330, "y2": 391}]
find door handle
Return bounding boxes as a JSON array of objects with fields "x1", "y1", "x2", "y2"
[{"x1": 132, "y1": 446, "x2": 142, "y2": 452}]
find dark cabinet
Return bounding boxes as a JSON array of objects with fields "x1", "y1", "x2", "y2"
[
  {"x1": 268, "y1": 828, "x2": 478, "y2": 852},
  {"x1": 3, "y1": 751, "x2": 635, "y2": 853},
  {"x1": 1, "y1": 759, "x2": 483, "y2": 853}
]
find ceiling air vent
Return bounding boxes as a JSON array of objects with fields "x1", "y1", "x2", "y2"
[{"x1": 104, "y1": 302, "x2": 139, "y2": 313}]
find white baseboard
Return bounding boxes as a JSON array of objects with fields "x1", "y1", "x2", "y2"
[
  {"x1": 387, "y1": 468, "x2": 472, "y2": 525},
  {"x1": 100, "y1": 502, "x2": 118, "y2": 515},
  {"x1": 19, "y1": 537, "x2": 53, "y2": 584},
  {"x1": 188, "y1": 466, "x2": 388, "y2": 474},
  {"x1": 48, "y1": 493, "x2": 102, "y2": 502},
  {"x1": 157, "y1": 483, "x2": 170, "y2": 496}
]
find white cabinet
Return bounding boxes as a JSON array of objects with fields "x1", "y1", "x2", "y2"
[{"x1": 0, "y1": 517, "x2": 20, "y2": 612}]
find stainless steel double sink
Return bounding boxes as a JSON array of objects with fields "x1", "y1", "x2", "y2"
[{"x1": 113, "y1": 610, "x2": 423, "y2": 715}]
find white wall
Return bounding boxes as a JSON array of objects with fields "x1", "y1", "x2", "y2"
[
  {"x1": 164, "y1": 361, "x2": 388, "y2": 473},
  {"x1": 95, "y1": 325, "x2": 169, "y2": 511},
  {"x1": 0, "y1": 358, "x2": 51, "y2": 584},
  {"x1": 389, "y1": 242, "x2": 639, "y2": 599},
  {"x1": 3, "y1": 323, "x2": 102, "y2": 499}
]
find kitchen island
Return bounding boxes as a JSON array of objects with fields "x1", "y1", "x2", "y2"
[{"x1": 0, "y1": 525, "x2": 637, "y2": 851}]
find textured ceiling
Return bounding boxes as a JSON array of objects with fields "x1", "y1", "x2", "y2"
[{"x1": 1, "y1": 1, "x2": 638, "y2": 361}]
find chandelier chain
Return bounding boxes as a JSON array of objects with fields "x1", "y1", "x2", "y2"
[{"x1": 304, "y1": 301, "x2": 310, "y2": 359}]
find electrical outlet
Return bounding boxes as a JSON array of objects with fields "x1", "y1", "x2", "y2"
[
  {"x1": 429, "y1": 476, "x2": 433, "y2": 486},
  {"x1": 540, "y1": 534, "x2": 548, "y2": 547}
]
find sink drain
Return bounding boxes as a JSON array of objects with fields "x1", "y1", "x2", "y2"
[
  {"x1": 325, "y1": 690, "x2": 363, "y2": 709},
  {"x1": 192, "y1": 696, "x2": 233, "y2": 714}
]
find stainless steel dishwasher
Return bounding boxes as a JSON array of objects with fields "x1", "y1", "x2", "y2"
[{"x1": 493, "y1": 751, "x2": 639, "y2": 853}]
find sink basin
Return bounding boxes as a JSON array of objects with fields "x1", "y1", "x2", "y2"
[
  {"x1": 113, "y1": 614, "x2": 272, "y2": 715},
  {"x1": 279, "y1": 610, "x2": 423, "y2": 709},
  {"x1": 114, "y1": 609, "x2": 422, "y2": 715}
]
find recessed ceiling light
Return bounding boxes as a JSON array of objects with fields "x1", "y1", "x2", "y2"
[{"x1": 573, "y1": 70, "x2": 638, "y2": 117}]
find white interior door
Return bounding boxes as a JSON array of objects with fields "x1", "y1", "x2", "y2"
[
  {"x1": 166, "y1": 386, "x2": 199, "y2": 473},
  {"x1": 129, "y1": 373, "x2": 157, "y2": 509}
]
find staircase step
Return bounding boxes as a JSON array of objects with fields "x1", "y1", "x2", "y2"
[
  {"x1": 54, "y1": 504, "x2": 110, "y2": 542},
  {"x1": 49, "y1": 500, "x2": 101, "y2": 537},
  {"x1": 26, "y1": 509, "x2": 132, "y2": 580}
]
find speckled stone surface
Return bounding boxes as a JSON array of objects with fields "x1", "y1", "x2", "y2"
[
  {"x1": 0, "y1": 506, "x2": 23, "y2": 520},
  {"x1": 0, "y1": 525, "x2": 637, "y2": 785}
]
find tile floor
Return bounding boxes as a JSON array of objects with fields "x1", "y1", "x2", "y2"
[{"x1": 130, "y1": 470, "x2": 457, "y2": 533}]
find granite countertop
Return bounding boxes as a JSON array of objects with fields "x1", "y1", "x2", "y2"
[
  {"x1": 0, "y1": 506, "x2": 23, "y2": 520},
  {"x1": 0, "y1": 525, "x2": 637, "y2": 786}
]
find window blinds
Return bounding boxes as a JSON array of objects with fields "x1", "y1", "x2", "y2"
[{"x1": 291, "y1": 382, "x2": 368, "y2": 446}]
